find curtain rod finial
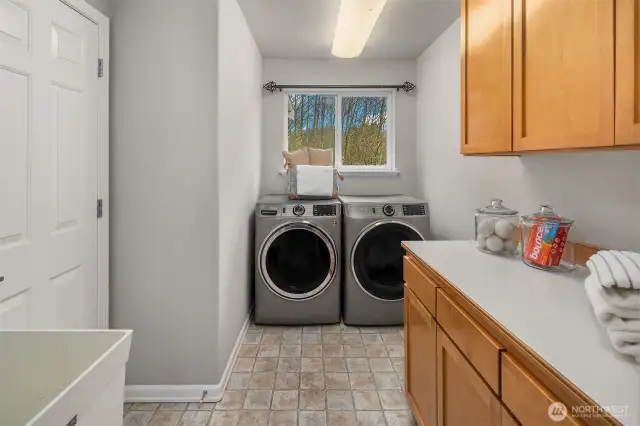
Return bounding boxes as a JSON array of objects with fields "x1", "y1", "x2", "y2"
[
  {"x1": 401, "y1": 81, "x2": 416, "y2": 93},
  {"x1": 263, "y1": 81, "x2": 278, "y2": 93}
]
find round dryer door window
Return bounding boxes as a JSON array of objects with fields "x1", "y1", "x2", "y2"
[
  {"x1": 352, "y1": 221, "x2": 424, "y2": 301},
  {"x1": 260, "y1": 223, "x2": 336, "y2": 300}
]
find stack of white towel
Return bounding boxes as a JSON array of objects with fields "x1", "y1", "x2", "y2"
[{"x1": 585, "y1": 251, "x2": 640, "y2": 363}]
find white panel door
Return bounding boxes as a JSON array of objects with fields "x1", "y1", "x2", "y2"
[{"x1": 0, "y1": 0, "x2": 100, "y2": 329}]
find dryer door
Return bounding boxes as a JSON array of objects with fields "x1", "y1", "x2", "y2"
[
  {"x1": 352, "y1": 221, "x2": 424, "y2": 301},
  {"x1": 260, "y1": 222, "x2": 337, "y2": 300}
]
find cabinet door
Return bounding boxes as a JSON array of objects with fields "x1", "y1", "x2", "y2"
[
  {"x1": 461, "y1": 0, "x2": 513, "y2": 154},
  {"x1": 513, "y1": 0, "x2": 615, "y2": 151},
  {"x1": 616, "y1": 0, "x2": 640, "y2": 145},
  {"x1": 405, "y1": 286, "x2": 437, "y2": 426},
  {"x1": 436, "y1": 328, "x2": 502, "y2": 426}
]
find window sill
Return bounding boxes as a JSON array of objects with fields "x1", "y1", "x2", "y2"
[{"x1": 278, "y1": 169, "x2": 400, "y2": 177}]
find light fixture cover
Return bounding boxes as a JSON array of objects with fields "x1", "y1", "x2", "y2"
[{"x1": 332, "y1": 0, "x2": 388, "y2": 59}]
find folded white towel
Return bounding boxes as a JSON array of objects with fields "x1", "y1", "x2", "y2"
[
  {"x1": 599, "y1": 251, "x2": 632, "y2": 288},
  {"x1": 608, "y1": 328, "x2": 640, "y2": 363},
  {"x1": 584, "y1": 274, "x2": 640, "y2": 324},
  {"x1": 588, "y1": 250, "x2": 640, "y2": 289},
  {"x1": 295, "y1": 165, "x2": 334, "y2": 197},
  {"x1": 618, "y1": 251, "x2": 640, "y2": 289}
]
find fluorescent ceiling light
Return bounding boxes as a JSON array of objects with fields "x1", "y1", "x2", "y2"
[{"x1": 332, "y1": 0, "x2": 388, "y2": 59}]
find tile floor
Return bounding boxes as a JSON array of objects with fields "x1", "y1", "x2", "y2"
[{"x1": 123, "y1": 323, "x2": 415, "y2": 426}]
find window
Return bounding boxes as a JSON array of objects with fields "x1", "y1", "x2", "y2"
[{"x1": 287, "y1": 92, "x2": 394, "y2": 171}]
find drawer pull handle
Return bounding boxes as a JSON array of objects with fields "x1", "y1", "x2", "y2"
[{"x1": 0, "y1": 276, "x2": 4, "y2": 283}]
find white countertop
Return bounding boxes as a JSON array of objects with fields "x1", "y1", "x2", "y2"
[{"x1": 404, "y1": 241, "x2": 640, "y2": 426}]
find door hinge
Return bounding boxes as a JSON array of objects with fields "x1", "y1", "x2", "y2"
[
  {"x1": 98, "y1": 58, "x2": 104, "y2": 78},
  {"x1": 97, "y1": 199, "x2": 103, "y2": 219}
]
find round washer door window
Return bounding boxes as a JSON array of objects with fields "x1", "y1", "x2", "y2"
[
  {"x1": 261, "y1": 223, "x2": 336, "y2": 300},
  {"x1": 352, "y1": 222, "x2": 424, "y2": 301}
]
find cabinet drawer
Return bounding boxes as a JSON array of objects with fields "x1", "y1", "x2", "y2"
[
  {"x1": 502, "y1": 353, "x2": 582, "y2": 425},
  {"x1": 436, "y1": 289, "x2": 504, "y2": 393},
  {"x1": 403, "y1": 256, "x2": 438, "y2": 316}
]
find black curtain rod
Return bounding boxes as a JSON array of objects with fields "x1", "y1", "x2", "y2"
[{"x1": 262, "y1": 81, "x2": 416, "y2": 93}]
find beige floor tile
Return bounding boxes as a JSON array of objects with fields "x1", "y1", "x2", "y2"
[
  {"x1": 377, "y1": 327, "x2": 400, "y2": 334},
  {"x1": 303, "y1": 325, "x2": 322, "y2": 334},
  {"x1": 178, "y1": 410, "x2": 210, "y2": 426},
  {"x1": 149, "y1": 410, "x2": 182, "y2": 426},
  {"x1": 237, "y1": 410, "x2": 270, "y2": 426},
  {"x1": 300, "y1": 372, "x2": 325, "y2": 389},
  {"x1": 269, "y1": 410, "x2": 297, "y2": 426},
  {"x1": 248, "y1": 324, "x2": 264, "y2": 332},
  {"x1": 324, "y1": 358, "x2": 347, "y2": 373},
  {"x1": 373, "y1": 373, "x2": 401, "y2": 390},
  {"x1": 274, "y1": 372, "x2": 300, "y2": 390},
  {"x1": 340, "y1": 325, "x2": 361, "y2": 334},
  {"x1": 342, "y1": 334, "x2": 363, "y2": 345},
  {"x1": 352, "y1": 391, "x2": 381, "y2": 410},
  {"x1": 280, "y1": 344, "x2": 301, "y2": 357},
  {"x1": 324, "y1": 373, "x2": 351, "y2": 390},
  {"x1": 369, "y1": 358, "x2": 394, "y2": 373},
  {"x1": 283, "y1": 326, "x2": 302, "y2": 334},
  {"x1": 322, "y1": 334, "x2": 341, "y2": 345},
  {"x1": 299, "y1": 410, "x2": 327, "y2": 426},
  {"x1": 249, "y1": 372, "x2": 276, "y2": 389},
  {"x1": 328, "y1": 410, "x2": 356, "y2": 426},
  {"x1": 253, "y1": 358, "x2": 278, "y2": 373},
  {"x1": 322, "y1": 345, "x2": 344, "y2": 358},
  {"x1": 322, "y1": 324, "x2": 341, "y2": 333},
  {"x1": 262, "y1": 326, "x2": 285, "y2": 335},
  {"x1": 359, "y1": 327, "x2": 378, "y2": 334},
  {"x1": 364, "y1": 345, "x2": 388, "y2": 358},
  {"x1": 124, "y1": 410, "x2": 154, "y2": 426},
  {"x1": 243, "y1": 390, "x2": 272, "y2": 410},
  {"x1": 344, "y1": 345, "x2": 366, "y2": 357},
  {"x1": 277, "y1": 357, "x2": 301, "y2": 373},
  {"x1": 227, "y1": 373, "x2": 251, "y2": 390},
  {"x1": 159, "y1": 403, "x2": 187, "y2": 410},
  {"x1": 260, "y1": 334, "x2": 283, "y2": 345},
  {"x1": 381, "y1": 334, "x2": 403, "y2": 344},
  {"x1": 238, "y1": 345, "x2": 258, "y2": 358},
  {"x1": 216, "y1": 391, "x2": 247, "y2": 410},
  {"x1": 209, "y1": 410, "x2": 240, "y2": 426},
  {"x1": 244, "y1": 333, "x2": 262, "y2": 344},
  {"x1": 130, "y1": 403, "x2": 160, "y2": 411},
  {"x1": 299, "y1": 390, "x2": 327, "y2": 410},
  {"x1": 385, "y1": 345, "x2": 404, "y2": 358},
  {"x1": 391, "y1": 359, "x2": 404, "y2": 373},
  {"x1": 378, "y1": 391, "x2": 409, "y2": 410},
  {"x1": 186, "y1": 402, "x2": 215, "y2": 411},
  {"x1": 271, "y1": 390, "x2": 299, "y2": 410},
  {"x1": 302, "y1": 334, "x2": 323, "y2": 344},
  {"x1": 301, "y1": 358, "x2": 324, "y2": 372},
  {"x1": 361, "y1": 334, "x2": 383, "y2": 344},
  {"x1": 282, "y1": 333, "x2": 302, "y2": 344},
  {"x1": 384, "y1": 411, "x2": 415, "y2": 426},
  {"x1": 233, "y1": 358, "x2": 255, "y2": 373},
  {"x1": 302, "y1": 345, "x2": 323, "y2": 357},
  {"x1": 349, "y1": 373, "x2": 375, "y2": 390},
  {"x1": 346, "y1": 358, "x2": 370, "y2": 373},
  {"x1": 326, "y1": 390, "x2": 354, "y2": 411},
  {"x1": 355, "y1": 411, "x2": 386, "y2": 426},
  {"x1": 257, "y1": 345, "x2": 280, "y2": 358}
]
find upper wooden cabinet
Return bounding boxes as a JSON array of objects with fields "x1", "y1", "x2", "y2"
[
  {"x1": 461, "y1": 0, "x2": 637, "y2": 154},
  {"x1": 616, "y1": 0, "x2": 640, "y2": 145},
  {"x1": 460, "y1": 0, "x2": 512, "y2": 154}
]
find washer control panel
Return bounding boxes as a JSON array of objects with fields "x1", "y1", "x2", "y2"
[
  {"x1": 280, "y1": 203, "x2": 340, "y2": 218},
  {"x1": 313, "y1": 204, "x2": 337, "y2": 217},
  {"x1": 345, "y1": 203, "x2": 428, "y2": 218}
]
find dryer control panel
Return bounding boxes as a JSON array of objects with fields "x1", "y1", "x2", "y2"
[
  {"x1": 345, "y1": 203, "x2": 428, "y2": 218},
  {"x1": 281, "y1": 203, "x2": 340, "y2": 218}
]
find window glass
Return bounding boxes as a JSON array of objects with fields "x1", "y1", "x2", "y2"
[
  {"x1": 288, "y1": 94, "x2": 336, "y2": 156},
  {"x1": 341, "y1": 96, "x2": 388, "y2": 166}
]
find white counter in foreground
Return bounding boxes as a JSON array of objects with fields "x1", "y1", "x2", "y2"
[
  {"x1": 403, "y1": 240, "x2": 640, "y2": 426},
  {"x1": 0, "y1": 330, "x2": 132, "y2": 426}
]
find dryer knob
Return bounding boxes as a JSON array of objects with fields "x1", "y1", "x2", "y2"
[
  {"x1": 293, "y1": 204, "x2": 305, "y2": 217},
  {"x1": 383, "y1": 204, "x2": 395, "y2": 217}
]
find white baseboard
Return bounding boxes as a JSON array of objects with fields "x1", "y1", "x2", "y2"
[{"x1": 125, "y1": 310, "x2": 252, "y2": 402}]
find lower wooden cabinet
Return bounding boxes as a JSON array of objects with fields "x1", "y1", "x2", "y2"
[
  {"x1": 405, "y1": 286, "x2": 437, "y2": 426},
  {"x1": 436, "y1": 327, "x2": 503, "y2": 426}
]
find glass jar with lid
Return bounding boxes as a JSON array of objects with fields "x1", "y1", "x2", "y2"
[
  {"x1": 475, "y1": 199, "x2": 519, "y2": 255},
  {"x1": 521, "y1": 205, "x2": 575, "y2": 271}
]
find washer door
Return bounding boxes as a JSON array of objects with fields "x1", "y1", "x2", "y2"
[
  {"x1": 260, "y1": 222, "x2": 337, "y2": 300},
  {"x1": 352, "y1": 221, "x2": 424, "y2": 301}
]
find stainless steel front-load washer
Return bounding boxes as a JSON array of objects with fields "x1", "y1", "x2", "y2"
[
  {"x1": 254, "y1": 195, "x2": 341, "y2": 325},
  {"x1": 340, "y1": 195, "x2": 430, "y2": 326}
]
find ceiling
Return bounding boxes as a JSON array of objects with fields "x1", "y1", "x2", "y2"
[{"x1": 237, "y1": 0, "x2": 461, "y2": 60}]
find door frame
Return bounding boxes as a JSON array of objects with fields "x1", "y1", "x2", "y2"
[{"x1": 58, "y1": 0, "x2": 110, "y2": 328}]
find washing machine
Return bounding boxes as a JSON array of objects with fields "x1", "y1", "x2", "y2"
[
  {"x1": 254, "y1": 195, "x2": 341, "y2": 325},
  {"x1": 340, "y1": 195, "x2": 430, "y2": 325}
]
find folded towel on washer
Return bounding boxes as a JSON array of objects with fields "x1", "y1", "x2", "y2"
[
  {"x1": 584, "y1": 273, "x2": 640, "y2": 324},
  {"x1": 588, "y1": 251, "x2": 640, "y2": 289},
  {"x1": 608, "y1": 321, "x2": 640, "y2": 363},
  {"x1": 294, "y1": 165, "x2": 334, "y2": 198}
]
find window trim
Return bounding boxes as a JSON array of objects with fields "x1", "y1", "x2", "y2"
[{"x1": 284, "y1": 89, "x2": 396, "y2": 172}]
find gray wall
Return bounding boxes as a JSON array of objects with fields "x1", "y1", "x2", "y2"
[
  {"x1": 84, "y1": 0, "x2": 111, "y2": 17},
  {"x1": 416, "y1": 19, "x2": 640, "y2": 251},
  {"x1": 110, "y1": 0, "x2": 220, "y2": 385},
  {"x1": 261, "y1": 58, "x2": 418, "y2": 196}
]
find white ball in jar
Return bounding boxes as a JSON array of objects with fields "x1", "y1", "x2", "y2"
[
  {"x1": 504, "y1": 238, "x2": 518, "y2": 253},
  {"x1": 477, "y1": 219, "x2": 495, "y2": 237},
  {"x1": 477, "y1": 235, "x2": 487, "y2": 249},
  {"x1": 486, "y1": 235, "x2": 505, "y2": 253},
  {"x1": 494, "y1": 219, "x2": 515, "y2": 240}
]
